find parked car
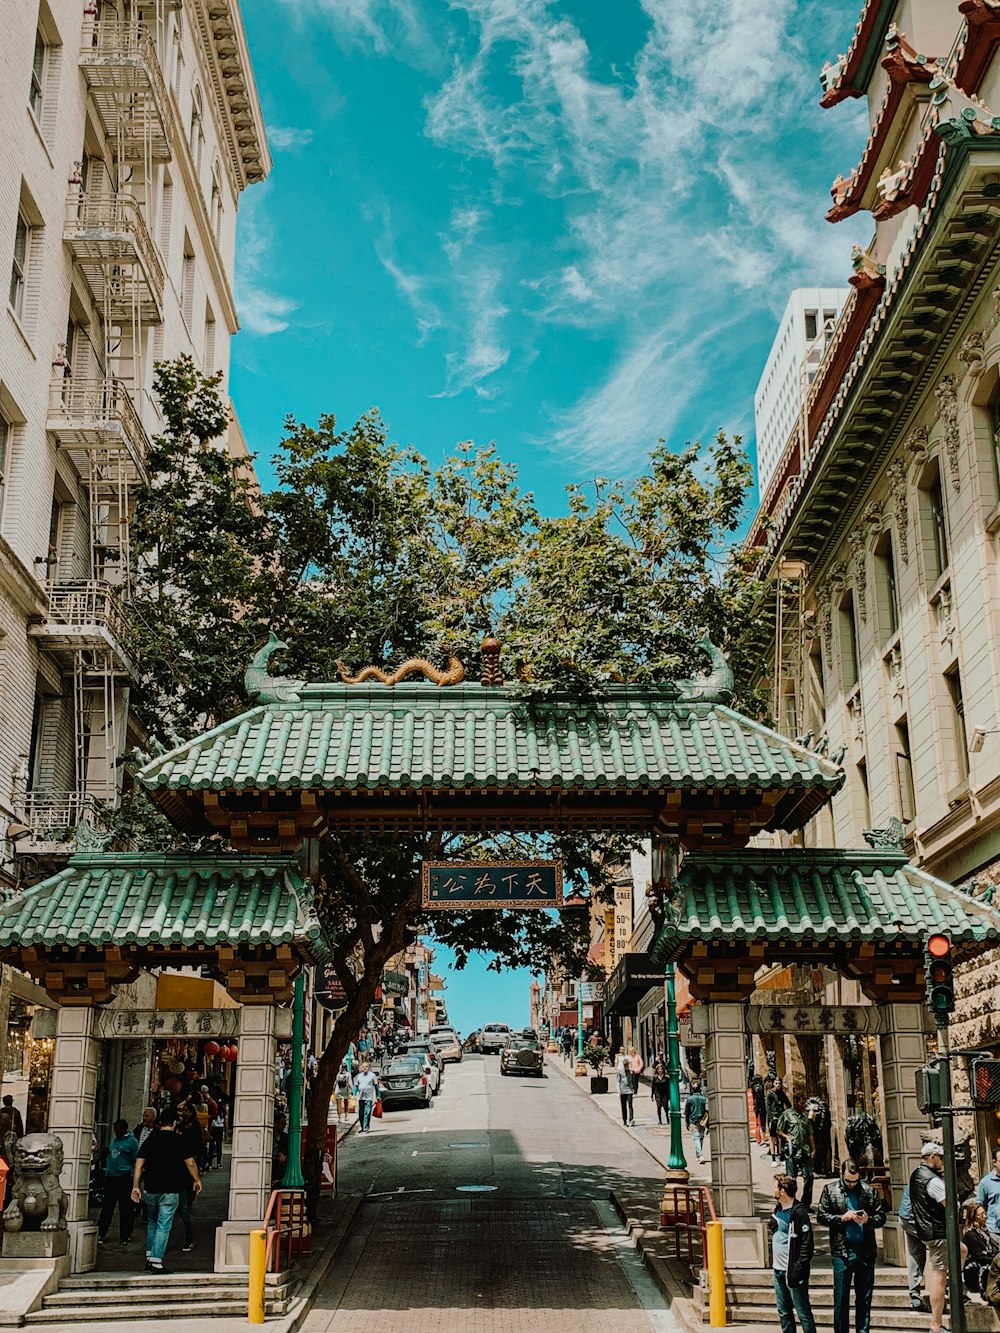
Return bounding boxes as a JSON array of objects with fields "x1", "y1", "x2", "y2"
[
  {"x1": 463, "y1": 1030, "x2": 480, "y2": 1052},
  {"x1": 479, "y1": 1022, "x2": 512, "y2": 1053},
  {"x1": 379, "y1": 1056, "x2": 433, "y2": 1110},
  {"x1": 428, "y1": 1030, "x2": 463, "y2": 1064},
  {"x1": 500, "y1": 1035, "x2": 545, "y2": 1078},
  {"x1": 402, "y1": 1040, "x2": 443, "y2": 1093}
]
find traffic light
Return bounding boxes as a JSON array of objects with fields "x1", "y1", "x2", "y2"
[
  {"x1": 971, "y1": 1059, "x2": 1000, "y2": 1108},
  {"x1": 915, "y1": 1060, "x2": 945, "y2": 1115},
  {"x1": 925, "y1": 933, "x2": 955, "y2": 1021}
]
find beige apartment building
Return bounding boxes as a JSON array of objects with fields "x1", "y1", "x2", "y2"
[
  {"x1": 0, "y1": 0, "x2": 269, "y2": 887},
  {"x1": 748, "y1": 0, "x2": 1000, "y2": 1153}
]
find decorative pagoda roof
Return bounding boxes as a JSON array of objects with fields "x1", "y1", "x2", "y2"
[
  {"x1": 0, "y1": 853, "x2": 329, "y2": 1005},
  {"x1": 135, "y1": 639, "x2": 845, "y2": 849},
  {"x1": 651, "y1": 849, "x2": 1000, "y2": 1000},
  {"x1": 819, "y1": 0, "x2": 897, "y2": 107}
]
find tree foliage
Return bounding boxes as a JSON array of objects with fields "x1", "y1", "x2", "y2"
[{"x1": 126, "y1": 358, "x2": 768, "y2": 1205}]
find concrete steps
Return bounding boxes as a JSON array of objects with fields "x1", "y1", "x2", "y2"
[
  {"x1": 24, "y1": 1272, "x2": 292, "y2": 1324},
  {"x1": 693, "y1": 1266, "x2": 1000, "y2": 1332}
]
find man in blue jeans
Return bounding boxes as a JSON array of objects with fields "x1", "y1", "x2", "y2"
[
  {"x1": 769, "y1": 1173, "x2": 817, "y2": 1333},
  {"x1": 817, "y1": 1158, "x2": 886, "y2": 1333},
  {"x1": 131, "y1": 1106, "x2": 202, "y2": 1272}
]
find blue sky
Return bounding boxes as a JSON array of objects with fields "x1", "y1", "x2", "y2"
[{"x1": 231, "y1": 0, "x2": 872, "y2": 1019}]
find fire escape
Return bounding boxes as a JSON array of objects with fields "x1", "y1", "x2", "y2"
[{"x1": 18, "y1": 6, "x2": 173, "y2": 855}]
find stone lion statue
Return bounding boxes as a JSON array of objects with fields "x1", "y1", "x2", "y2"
[{"x1": 3, "y1": 1133, "x2": 67, "y2": 1232}]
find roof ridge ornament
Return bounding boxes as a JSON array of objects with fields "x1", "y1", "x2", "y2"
[
  {"x1": 675, "y1": 635, "x2": 734, "y2": 703},
  {"x1": 863, "y1": 816, "x2": 906, "y2": 850},
  {"x1": 246, "y1": 633, "x2": 306, "y2": 704},
  {"x1": 480, "y1": 634, "x2": 504, "y2": 687},
  {"x1": 334, "y1": 654, "x2": 466, "y2": 687}
]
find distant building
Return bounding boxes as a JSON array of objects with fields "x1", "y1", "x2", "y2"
[{"x1": 754, "y1": 288, "x2": 850, "y2": 501}]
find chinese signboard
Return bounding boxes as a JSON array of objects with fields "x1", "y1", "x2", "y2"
[
  {"x1": 50, "y1": 1009, "x2": 294, "y2": 1041},
  {"x1": 743, "y1": 1005, "x2": 880, "y2": 1037},
  {"x1": 422, "y1": 861, "x2": 563, "y2": 910}
]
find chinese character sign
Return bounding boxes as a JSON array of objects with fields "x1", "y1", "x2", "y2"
[{"x1": 422, "y1": 861, "x2": 563, "y2": 910}]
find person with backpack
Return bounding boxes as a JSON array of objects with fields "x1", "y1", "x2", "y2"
[
  {"x1": 334, "y1": 1062, "x2": 352, "y2": 1123},
  {"x1": 898, "y1": 1180, "x2": 929, "y2": 1311},
  {"x1": 769, "y1": 1172, "x2": 817, "y2": 1333},
  {"x1": 684, "y1": 1078, "x2": 709, "y2": 1163}
]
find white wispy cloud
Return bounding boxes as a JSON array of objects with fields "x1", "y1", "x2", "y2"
[
  {"x1": 379, "y1": 253, "x2": 442, "y2": 341},
  {"x1": 267, "y1": 126, "x2": 315, "y2": 151},
  {"x1": 235, "y1": 188, "x2": 299, "y2": 337}
]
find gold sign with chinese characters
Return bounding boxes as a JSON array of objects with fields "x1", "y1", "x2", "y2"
[
  {"x1": 422, "y1": 861, "x2": 563, "y2": 910},
  {"x1": 744, "y1": 1005, "x2": 881, "y2": 1037}
]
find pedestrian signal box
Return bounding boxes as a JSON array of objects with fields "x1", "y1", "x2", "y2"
[
  {"x1": 971, "y1": 1059, "x2": 1000, "y2": 1107},
  {"x1": 924, "y1": 933, "x2": 955, "y2": 1022},
  {"x1": 914, "y1": 1061, "x2": 945, "y2": 1115}
]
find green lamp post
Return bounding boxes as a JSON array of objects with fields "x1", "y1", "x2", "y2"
[
  {"x1": 281, "y1": 970, "x2": 306, "y2": 1190},
  {"x1": 663, "y1": 961, "x2": 689, "y2": 1184}
]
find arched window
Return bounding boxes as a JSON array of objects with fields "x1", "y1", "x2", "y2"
[
  {"x1": 210, "y1": 161, "x2": 223, "y2": 240},
  {"x1": 189, "y1": 85, "x2": 204, "y2": 172}
]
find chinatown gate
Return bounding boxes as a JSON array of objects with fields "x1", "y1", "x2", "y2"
[{"x1": 1, "y1": 633, "x2": 999, "y2": 1291}]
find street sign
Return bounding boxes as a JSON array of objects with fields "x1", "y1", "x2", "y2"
[
  {"x1": 422, "y1": 861, "x2": 563, "y2": 909},
  {"x1": 580, "y1": 982, "x2": 604, "y2": 1002}
]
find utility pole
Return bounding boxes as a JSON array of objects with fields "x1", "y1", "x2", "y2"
[{"x1": 937, "y1": 1025, "x2": 965, "y2": 1333}]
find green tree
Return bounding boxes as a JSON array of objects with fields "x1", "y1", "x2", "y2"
[{"x1": 127, "y1": 363, "x2": 766, "y2": 1205}]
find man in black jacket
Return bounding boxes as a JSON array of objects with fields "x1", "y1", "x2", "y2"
[
  {"x1": 909, "y1": 1142, "x2": 949, "y2": 1333},
  {"x1": 817, "y1": 1159, "x2": 887, "y2": 1333},
  {"x1": 769, "y1": 1173, "x2": 817, "y2": 1333}
]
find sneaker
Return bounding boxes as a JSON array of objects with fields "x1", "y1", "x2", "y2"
[
  {"x1": 145, "y1": 1261, "x2": 170, "y2": 1274},
  {"x1": 97, "y1": 1237, "x2": 105, "y2": 1245},
  {"x1": 182, "y1": 1243, "x2": 194, "y2": 1253}
]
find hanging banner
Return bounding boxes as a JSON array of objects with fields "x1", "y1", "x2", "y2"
[{"x1": 422, "y1": 861, "x2": 563, "y2": 909}]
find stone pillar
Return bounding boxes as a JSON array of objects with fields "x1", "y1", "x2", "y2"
[
  {"x1": 694, "y1": 1001, "x2": 766, "y2": 1267},
  {"x1": 215, "y1": 1005, "x2": 278, "y2": 1271},
  {"x1": 879, "y1": 1001, "x2": 931, "y2": 1267},
  {"x1": 47, "y1": 1008, "x2": 99, "y2": 1273}
]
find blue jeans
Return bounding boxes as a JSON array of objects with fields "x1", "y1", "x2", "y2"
[
  {"x1": 832, "y1": 1251, "x2": 876, "y2": 1333},
  {"x1": 786, "y1": 1148, "x2": 814, "y2": 1209},
  {"x1": 690, "y1": 1124, "x2": 706, "y2": 1159},
  {"x1": 774, "y1": 1270, "x2": 817, "y2": 1333},
  {"x1": 144, "y1": 1191, "x2": 180, "y2": 1262},
  {"x1": 358, "y1": 1098, "x2": 374, "y2": 1131}
]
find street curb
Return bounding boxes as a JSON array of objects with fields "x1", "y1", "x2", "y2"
[{"x1": 270, "y1": 1191, "x2": 365, "y2": 1331}]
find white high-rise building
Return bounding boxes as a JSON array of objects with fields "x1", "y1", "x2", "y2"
[
  {"x1": 0, "y1": 0, "x2": 270, "y2": 881},
  {"x1": 754, "y1": 288, "x2": 850, "y2": 501}
]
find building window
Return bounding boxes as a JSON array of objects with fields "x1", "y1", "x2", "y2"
[
  {"x1": 857, "y1": 760, "x2": 872, "y2": 828},
  {"x1": 0, "y1": 416, "x2": 9, "y2": 527},
  {"x1": 875, "y1": 532, "x2": 900, "y2": 640},
  {"x1": 181, "y1": 239, "x2": 195, "y2": 329},
  {"x1": 895, "y1": 719, "x2": 915, "y2": 823},
  {"x1": 203, "y1": 302, "x2": 215, "y2": 373},
  {"x1": 8, "y1": 213, "x2": 29, "y2": 318},
  {"x1": 839, "y1": 592, "x2": 861, "y2": 692},
  {"x1": 189, "y1": 86, "x2": 204, "y2": 172},
  {"x1": 805, "y1": 310, "x2": 818, "y2": 341},
  {"x1": 946, "y1": 666, "x2": 970, "y2": 783},
  {"x1": 920, "y1": 465, "x2": 950, "y2": 581},
  {"x1": 29, "y1": 28, "x2": 46, "y2": 119},
  {"x1": 210, "y1": 164, "x2": 223, "y2": 240}
]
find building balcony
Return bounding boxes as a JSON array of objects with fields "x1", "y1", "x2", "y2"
[
  {"x1": 47, "y1": 374, "x2": 148, "y2": 478},
  {"x1": 28, "y1": 580, "x2": 133, "y2": 670},
  {"x1": 16, "y1": 791, "x2": 110, "y2": 860},
  {"x1": 64, "y1": 191, "x2": 164, "y2": 322},
  {"x1": 79, "y1": 21, "x2": 173, "y2": 161}
]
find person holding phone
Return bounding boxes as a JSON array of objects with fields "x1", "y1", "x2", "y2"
[{"x1": 817, "y1": 1159, "x2": 886, "y2": 1333}]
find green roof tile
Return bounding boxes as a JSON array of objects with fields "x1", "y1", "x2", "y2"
[
  {"x1": 651, "y1": 850, "x2": 1000, "y2": 960},
  {"x1": 0, "y1": 854, "x2": 330, "y2": 959},
  {"x1": 136, "y1": 683, "x2": 844, "y2": 832}
]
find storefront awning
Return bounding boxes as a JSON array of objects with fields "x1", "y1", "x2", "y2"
[{"x1": 604, "y1": 952, "x2": 665, "y2": 1016}]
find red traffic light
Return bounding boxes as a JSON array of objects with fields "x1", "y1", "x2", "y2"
[{"x1": 927, "y1": 933, "x2": 951, "y2": 958}]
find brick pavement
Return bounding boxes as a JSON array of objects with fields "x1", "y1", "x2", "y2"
[{"x1": 303, "y1": 1196, "x2": 650, "y2": 1333}]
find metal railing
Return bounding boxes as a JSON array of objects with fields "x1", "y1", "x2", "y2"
[
  {"x1": 79, "y1": 22, "x2": 174, "y2": 146},
  {"x1": 261, "y1": 1188, "x2": 311, "y2": 1273},
  {"x1": 46, "y1": 580, "x2": 130, "y2": 644},
  {"x1": 20, "y1": 791, "x2": 101, "y2": 841},
  {"x1": 47, "y1": 373, "x2": 148, "y2": 470},
  {"x1": 659, "y1": 1182, "x2": 718, "y2": 1267},
  {"x1": 64, "y1": 190, "x2": 165, "y2": 304}
]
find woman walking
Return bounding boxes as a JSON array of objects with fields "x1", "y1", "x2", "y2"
[
  {"x1": 650, "y1": 1056, "x2": 670, "y2": 1125},
  {"x1": 97, "y1": 1120, "x2": 138, "y2": 1247},
  {"x1": 627, "y1": 1045, "x2": 644, "y2": 1094},
  {"x1": 334, "y1": 1062, "x2": 352, "y2": 1123},
  {"x1": 354, "y1": 1061, "x2": 382, "y2": 1134},
  {"x1": 615, "y1": 1048, "x2": 634, "y2": 1127}
]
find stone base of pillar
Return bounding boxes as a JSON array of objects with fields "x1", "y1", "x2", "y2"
[
  {"x1": 66, "y1": 1221, "x2": 97, "y2": 1274},
  {"x1": 881, "y1": 1216, "x2": 909, "y2": 1267},
  {"x1": 0, "y1": 1255, "x2": 70, "y2": 1321},
  {"x1": 717, "y1": 1216, "x2": 768, "y2": 1268},
  {"x1": 215, "y1": 1221, "x2": 257, "y2": 1271}
]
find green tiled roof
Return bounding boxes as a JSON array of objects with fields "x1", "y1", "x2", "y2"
[
  {"x1": 651, "y1": 850, "x2": 1000, "y2": 961},
  {"x1": 136, "y1": 683, "x2": 843, "y2": 830},
  {"x1": 0, "y1": 853, "x2": 330, "y2": 958}
]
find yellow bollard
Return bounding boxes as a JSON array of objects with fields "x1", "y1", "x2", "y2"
[
  {"x1": 706, "y1": 1220, "x2": 726, "y2": 1327},
  {"x1": 248, "y1": 1227, "x2": 267, "y2": 1324}
]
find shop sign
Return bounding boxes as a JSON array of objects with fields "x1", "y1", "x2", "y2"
[
  {"x1": 315, "y1": 963, "x2": 348, "y2": 1012},
  {"x1": 383, "y1": 970, "x2": 408, "y2": 997},
  {"x1": 73, "y1": 1009, "x2": 292, "y2": 1040},
  {"x1": 678, "y1": 1015, "x2": 704, "y2": 1048},
  {"x1": 614, "y1": 883, "x2": 632, "y2": 968},
  {"x1": 422, "y1": 861, "x2": 562, "y2": 909},
  {"x1": 580, "y1": 982, "x2": 604, "y2": 1002},
  {"x1": 604, "y1": 906, "x2": 616, "y2": 972},
  {"x1": 743, "y1": 1005, "x2": 880, "y2": 1036}
]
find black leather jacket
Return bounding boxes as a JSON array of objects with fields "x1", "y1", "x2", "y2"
[
  {"x1": 817, "y1": 1179, "x2": 886, "y2": 1259},
  {"x1": 768, "y1": 1200, "x2": 815, "y2": 1288}
]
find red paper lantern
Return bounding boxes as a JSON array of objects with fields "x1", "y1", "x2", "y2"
[
  {"x1": 227, "y1": 1044, "x2": 238, "y2": 1062},
  {"x1": 204, "y1": 1040, "x2": 220, "y2": 1058}
]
